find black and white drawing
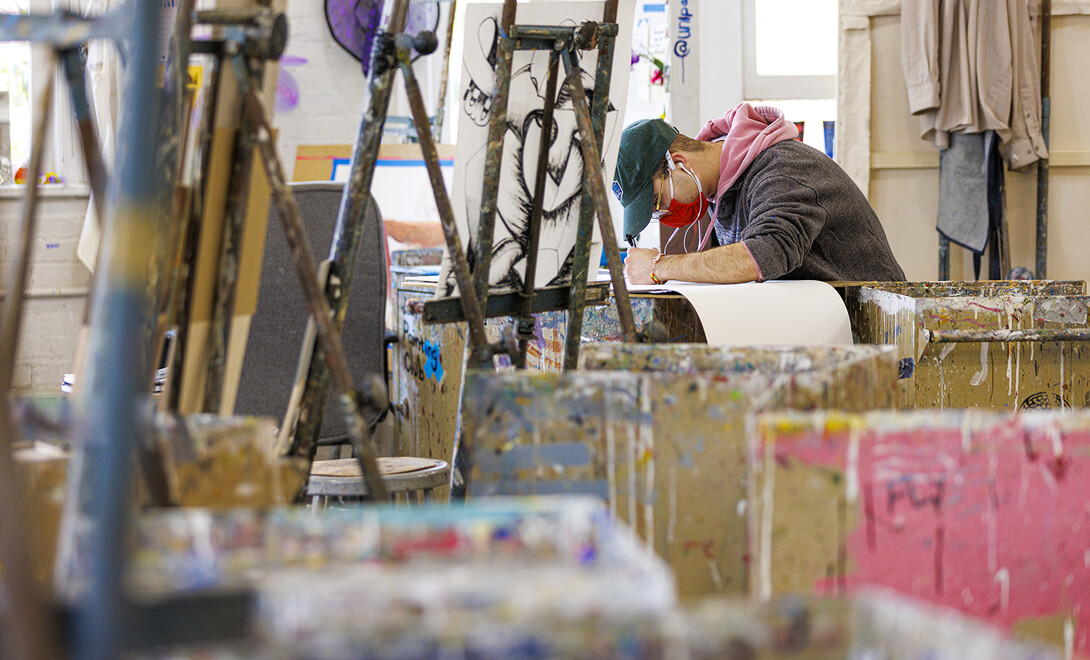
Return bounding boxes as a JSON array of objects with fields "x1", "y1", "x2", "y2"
[{"x1": 437, "y1": 1, "x2": 633, "y2": 298}]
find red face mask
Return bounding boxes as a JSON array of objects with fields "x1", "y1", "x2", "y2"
[{"x1": 652, "y1": 160, "x2": 710, "y2": 229}]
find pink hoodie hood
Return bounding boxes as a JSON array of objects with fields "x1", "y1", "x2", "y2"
[{"x1": 695, "y1": 102, "x2": 798, "y2": 202}]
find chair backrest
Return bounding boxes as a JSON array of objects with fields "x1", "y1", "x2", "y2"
[{"x1": 235, "y1": 182, "x2": 386, "y2": 444}]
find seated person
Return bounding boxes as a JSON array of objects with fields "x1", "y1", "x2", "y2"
[{"x1": 613, "y1": 103, "x2": 906, "y2": 285}]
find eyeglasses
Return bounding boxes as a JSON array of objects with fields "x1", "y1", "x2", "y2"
[{"x1": 651, "y1": 161, "x2": 672, "y2": 220}]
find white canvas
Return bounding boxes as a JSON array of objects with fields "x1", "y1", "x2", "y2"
[
  {"x1": 626, "y1": 280, "x2": 854, "y2": 346},
  {"x1": 437, "y1": 0, "x2": 633, "y2": 298}
]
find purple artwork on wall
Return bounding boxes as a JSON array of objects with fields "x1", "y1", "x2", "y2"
[
  {"x1": 275, "y1": 55, "x2": 307, "y2": 112},
  {"x1": 325, "y1": 0, "x2": 439, "y2": 76}
]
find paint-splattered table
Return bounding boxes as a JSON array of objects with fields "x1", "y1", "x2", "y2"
[
  {"x1": 462, "y1": 343, "x2": 900, "y2": 600},
  {"x1": 751, "y1": 409, "x2": 1090, "y2": 653},
  {"x1": 842, "y1": 280, "x2": 1090, "y2": 410},
  {"x1": 390, "y1": 272, "x2": 708, "y2": 492}
]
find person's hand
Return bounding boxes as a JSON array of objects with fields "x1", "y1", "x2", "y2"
[{"x1": 624, "y1": 247, "x2": 660, "y2": 285}]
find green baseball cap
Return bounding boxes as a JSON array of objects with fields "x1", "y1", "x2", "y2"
[{"x1": 612, "y1": 118, "x2": 679, "y2": 244}]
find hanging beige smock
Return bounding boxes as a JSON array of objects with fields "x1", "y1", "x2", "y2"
[{"x1": 900, "y1": 0, "x2": 1048, "y2": 171}]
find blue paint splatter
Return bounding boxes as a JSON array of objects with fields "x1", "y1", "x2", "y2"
[
  {"x1": 423, "y1": 339, "x2": 444, "y2": 382},
  {"x1": 897, "y1": 357, "x2": 914, "y2": 379}
]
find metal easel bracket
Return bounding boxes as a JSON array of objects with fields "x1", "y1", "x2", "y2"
[{"x1": 415, "y1": 283, "x2": 610, "y2": 323}]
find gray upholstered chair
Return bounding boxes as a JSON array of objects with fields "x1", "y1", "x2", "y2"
[
  {"x1": 236, "y1": 181, "x2": 388, "y2": 448},
  {"x1": 236, "y1": 181, "x2": 447, "y2": 504}
]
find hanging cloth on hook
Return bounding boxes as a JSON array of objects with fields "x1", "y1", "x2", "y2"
[
  {"x1": 937, "y1": 130, "x2": 1006, "y2": 279},
  {"x1": 900, "y1": 0, "x2": 1048, "y2": 171}
]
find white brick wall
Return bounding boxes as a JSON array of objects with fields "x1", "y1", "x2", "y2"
[
  {"x1": 273, "y1": 2, "x2": 446, "y2": 181},
  {"x1": 272, "y1": 4, "x2": 367, "y2": 181},
  {"x1": 0, "y1": 186, "x2": 91, "y2": 395},
  {"x1": 13, "y1": 298, "x2": 85, "y2": 391}
]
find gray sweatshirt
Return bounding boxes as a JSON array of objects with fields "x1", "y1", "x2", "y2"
[{"x1": 713, "y1": 139, "x2": 906, "y2": 282}]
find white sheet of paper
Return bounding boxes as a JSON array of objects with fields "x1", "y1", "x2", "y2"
[{"x1": 625, "y1": 280, "x2": 854, "y2": 346}]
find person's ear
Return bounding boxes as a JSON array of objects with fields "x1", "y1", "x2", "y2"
[{"x1": 670, "y1": 151, "x2": 693, "y2": 170}]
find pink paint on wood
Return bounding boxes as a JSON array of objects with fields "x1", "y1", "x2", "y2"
[{"x1": 771, "y1": 418, "x2": 1090, "y2": 652}]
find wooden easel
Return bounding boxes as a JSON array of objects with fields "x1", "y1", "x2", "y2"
[
  {"x1": 422, "y1": 0, "x2": 636, "y2": 371},
  {"x1": 2, "y1": 6, "x2": 252, "y2": 657},
  {"x1": 280, "y1": 0, "x2": 637, "y2": 498}
]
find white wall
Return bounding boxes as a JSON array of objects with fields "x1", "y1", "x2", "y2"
[
  {"x1": 693, "y1": 0, "x2": 743, "y2": 131},
  {"x1": 853, "y1": 2, "x2": 1090, "y2": 283},
  {"x1": 0, "y1": 187, "x2": 92, "y2": 394},
  {"x1": 273, "y1": 2, "x2": 368, "y2": 181},
  {"x1": 274, "y1": 1, "x2": 447, "y2": 181}
]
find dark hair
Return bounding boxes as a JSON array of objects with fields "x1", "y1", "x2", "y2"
[
  {"x1": 669, "y1": 133, "x2": 712, "y2": 154},
  {"x1": 657, "y1": 157, "x2": 670, "y2": 180},
  {"x1": 648, "y1": 156, "x2": 672, "y2": 207},
  {"x1": 655, "y1": 134, "x2": 708, "y2": 205}
]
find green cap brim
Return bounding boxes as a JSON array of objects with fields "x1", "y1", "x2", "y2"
[
  {"x1": 614, "y1": 118, "x2": 677, "y2": 244},
  {"x1": 622, "y1": 181, "x2": 655, "y2": 244}
]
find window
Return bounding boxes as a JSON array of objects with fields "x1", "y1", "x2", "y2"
[
  {"x1": 742, "y1": 0, "x2": 836, "y2": 100},
  {"x1": 0, "y1": 0, "x2": 30, "y2": 183},
  {"x1": 741, "y1": 0, "x2": 837, "y2": 156},
  {"x1": 1, "y1": 0, "x2": 94, "y2": 187}
]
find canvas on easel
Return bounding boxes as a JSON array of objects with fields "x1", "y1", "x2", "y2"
[{"x1": 436, "y1": 0, "x2": 634, "y2": 298}]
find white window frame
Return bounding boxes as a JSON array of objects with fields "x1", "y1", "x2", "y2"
[
  {"x1": 740, "y1": 0, "x2": 835, "y2": 100},
  {"x1": 3, "y1": 0, "x2": 98, "y2": 188},
  {"x1": 19, "y1": 0, "x2": 94, "y2": 186}
]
